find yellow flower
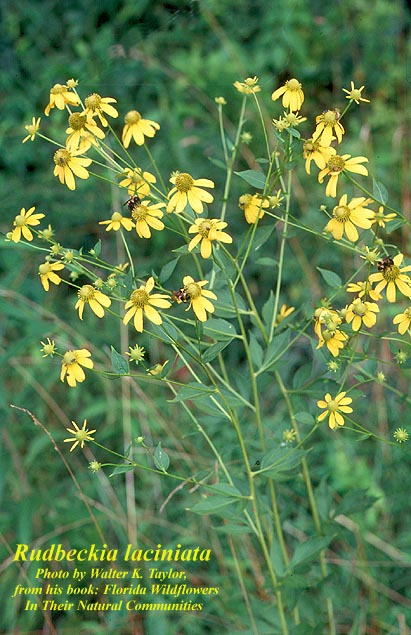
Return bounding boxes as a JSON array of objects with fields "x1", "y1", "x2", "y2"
[
  {"x1": 130, "y1": 199, "x2": 165, "y2": 239},
  {"x1": 314, "y1": 306, "x2": 341, "y2": 335},
  {"x1": 316, "y1": 327, "x2": 348, "y2": 357},
  {"x1": 318, "y1": 154, "x2": 369, "y2": 198},
  {"x1": 215, "y1": 97, "x2": 227, "y2": 105},
  {"x1": 233, "y1": 76, "x2": 261, "y2": 94},
  {"x1": 40, "y1": 338, "x2": 56, "y2": 357},
  {"x1": 282, "y1": 429, "x2": 297, "y2": 443},
  {"x1": 312, "y1": 109, "x2": 345, "y2": 146},
  {"x1": 345, "y1": 297, "x2": 379, "y2": 331},
  {"x1": 83, "y1": 93, "x2": 118, "y2": 127},
  {"x1": 38, "y1": 261, "x2": 65, "y2": 291},
  {"x1": 372, "y1": 206, "x2": 397, "y2": 228},
  {"x1": 238, "y1": 193, "x2": 269, "y2": 224},
  {"x1": 123, "y1": 277, "x2": 171, "y2": 333},
  {"x1": 118, "y1": 168, "x2": 156, "y2": 197},
  {"x1": 38, "y1": 224, "x2": 54, "y2": 241},
  {"x1": 147, "y1": 361, "x2": 169, "y2": 376},
  {"x1": 393, "y1": 307, "x2": 411, "y2": 334},
  {"x1": 53, "y1": 148, "x2": 92, "y2": 190},
  {"x1": 271, "y1": 78, "x2": 304, "y2": 112},
  {"x1": 317, "y1": 392, "x2": 353, "y2": 430},
  {"x1": 177, "y1": 276, "x2": 217, "y2": 322},
  {"x1": 303, "y1": 138, "x2": 336, "y2": 174},
  {"x1": 346, "y1": 280, "x2": 381, "y2": 302},
  {"x1": 99, "y1": 211, "x2": 134, "y2": 232},
  {"x1": 167, "y1": 172, "x2": 214, "y2": 214},
  {"x1": 283, "y1": 112, "x2": 307, "y2": 127},
  {"x1": 22, "y1": 117, "x2": 41, "y2": 143},
  {"x1": 44, "y1": 83, "x2": 80, "y2": 115},
  {"x1": 60, "y1": 349, "x2": 94, "y2": 387},
  {"x1": 268, "y1": 190, "x2": 285, "y2": 208},
  {"x1": 75, "y1": 285, "x2": 111, "y2": 320},
  {"x1": 11, "y1": 206, "x2": 45, "y2": 243},
  {"x1": 274, "y1": 305, "x2": 295, "y2": 327},
  {"x1": 122, "y1": 110, "x2": 160, "y2": 147},
  {"x1": 188, "y1": 218, "x2": 232, "y2": 258},
  {"x1": 324, "y1": 195, "x2": 375, "y2": 241},
  {"x1": 65, "y1": 113, "x2": 105, "y2": 152},
  {"x1": 368, "y1": 253, "x2": 411, "y2": 303},
  {"x1": 272, "y1": 116, "x2": 290, "y2": 132},
  {"x1": 64, "y1": 419, "x2": 97, "y2": 452},
  {"x1": 393, "y1": 427, "x2": 409, "y2": 443},
  {"x1": 342, "y1": 82, "x2": 370, "y2": 104}
]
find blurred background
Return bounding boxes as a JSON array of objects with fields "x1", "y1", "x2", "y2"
[{"x1": 1, "y1": 1, "x2": 411, "y2": 633}]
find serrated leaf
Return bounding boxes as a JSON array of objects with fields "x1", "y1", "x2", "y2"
[
  {"x1": 234, "y1": 169, "x2": 267, "y2": 189},
  {"x1": 316, "y1": 267, "x2": 342, "y2": 288},
  {"x1": 169, "y1": 383, "x2": 216, "y2": 402},
  {"x1": 294, "y1": 412, "x2": 315, "y2": 425},
  {"x1": 332, "y1": 489, "x2": 379, "y2": 517},
  {"x1": 289, "y1": 535, "x2": 333, "y2": 570},
  {"x1": 204, "y1": 318, "x2": 237, "y2": 341},
  {"x1": 253, "y1": 224, "x2": 275, "y2": 251},
  {"x1": 159, "y1": 258, "x2": 179, "y2": 284},
  {"x1": 202, "y1": 340, "x2": 232, "y2": 363},
  {"x1": 111, "y1": 346, "x2": 129, "y2": 375},
  {"x1": 109, "y1": 464, "x2": 135, "y2": 477},
  {"x1": 249, "y1": 331, "x2": 263, "y2": 367},
  {"x1": 154, "y1": 442, "x2": 170, "y2": 472},
  {"x1": 372, "y1": 179, "x2": 389, "y2": 204}
]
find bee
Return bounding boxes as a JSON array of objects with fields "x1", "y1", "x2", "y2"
[
  {"x1": 376, "y1": 256, "x2": 394, "y2": 271},
  {"x1": 172, "y1": 288, "x2": 191, "y2": 304},
  {"x1": 123, "y1": 195, "x2": 141, "y2": 213}
]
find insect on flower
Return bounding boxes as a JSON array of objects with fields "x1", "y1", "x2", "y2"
[
  {"x1": 376, "y1": 256, "x2": 394, "y2": 271},
  {"x1": 123, "y1": 195, "x2": 141, "y2": 212},
  {"x1": 172, "y1": 288, "x2": 191, "y2": 303}
]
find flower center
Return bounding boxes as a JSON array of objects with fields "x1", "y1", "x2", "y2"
[
  {"x1": 175, "y1": 173, "x2": 194, "y2": 192},
  {"x1": 383, "y1": 265, "x2": 400, "y2": 282},
  {"x1": 50, "y1": 84, "x2": 66, "y2": 95},
  {"x1": 85, "y1": 93, "x2": 102, "y2": 111},
  {"x1": 54, "y1": 149, "x2": 71, "y2": 167},
  {"x1": 350, "y1": 89, "x2": 362, "y2": 100},
  {"x1": 286, "y1": 78, "x2": 301, "y2": 91},
  {"x1": 184, "y1": 282, "x2": 202, "y2": 299},
  {"x1": 327, "y1": 399, "x2": 338, "y2": 412},
  {"x1": 78, "y1": 285, "x2": 95, "y2": 301},
  {"x1": 14, "y1": 213, "x2": 27, "y2": 227},
  {"x1": 75, "y1": 430, "x2": 89, "y2": 442},
  {"x1": 125, "y1": 110, "x2": 141, "y2": 125},
  {"x1": 131, "y1": 205, "x2": 149, "y2": 221},
  {"x1": 198, "y1": 220, "x2": 212, "y2": 237},
  {"x1": 111, "y1": 211, "x2": 123, "y2": 222},
  {"x1": 323, "y1": 109, "x2": 340, "y2": 125},
  {"x1": 39, "y1": 263, "x2": 52, "y2": 275},
  {"x1": 327, "y1": 156, "x2": 346, "y2": 173},
  {"x1": 130, "y1": 289, "x2": 150, "y2": 307},
  {"x1": 405, "y1": 308, "x2": 411, "y2": 319},
  {"x1": 239, "y1": 194, "x2": 253, "y2": 209},
  {"x1": 63, "y1": 351, "x2": 77, "y2": 365},
  {"x1": 322, "y1": 329, "x2": 336, "y2": 341},
  {"x1": 352, "y1": 299, "x2": 366, "y2": 316},
  {"x1": 333, "y1": 204, "x2": 350, "y2": 222},
  {"x1": 68, "y1": 113, "x2": 87, "y2": 130}
]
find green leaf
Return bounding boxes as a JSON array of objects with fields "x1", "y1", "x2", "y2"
[
  {"x1": 91, "y1": 239, "x2": 102, "y2": 257},
  {"x1": 372, "y1": 178, "x2": 389, "y2": 204},
  {"x1": 260, "y1": 448, "x2": 309, "y2": 480},
  {"x1": 188, "y1": 484, "x2": 245, "y2": 515},
  {"x1": 286, "y1": 127, "x2": 301, "y2": 139},
  {"x1": 207, "y1": 156, "x2": 227, "y2": 170},
  {"x1": 252, "y1": 224, "x2": 275, "y2": 251},
  {"x1": 204, "y1": 318, "x2": 237, "y2": 341},
  {"x1": 249, "y1": 331, "x2": 263, "y2": 367},
  {"x1": 111, "y1": 346, "x2": 129, "y2": 375},
  {"x1": 159, "y1": 258, "x2": 179, "y2": 284},
  {"x1": 109, "y1": 464, "x2": 135, "y2": 477},
  {"x1": 294, "y1": 412, "x2": 315, "y2": 426},
  {"x1": 263, "y1": 331, "x2": 290, "y2": 369},
  {"x1": 202, "y1": 340, "x2": 233, "y2": 363},
  {"x1": 234, "y1": 169, "x2": 266, "y2": 189},
  {"x1": 332, "y1": 489, "x2": 379, "y2": 517},
  {"x1": 154, "y1": 442, "x2": 170, "y2": 472},
  {"x1": 316, "y1": 267, "x2": 342, "y2": 288},
  {"x1": 255, "y1": 257, "x2": 278, "y2": 267},
  {"x1": 169, "y1": 383, "x2": 216, "y2": 402},
  {"x1": 289, "y1": 535, "x2": 333, "y2": 570}
]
